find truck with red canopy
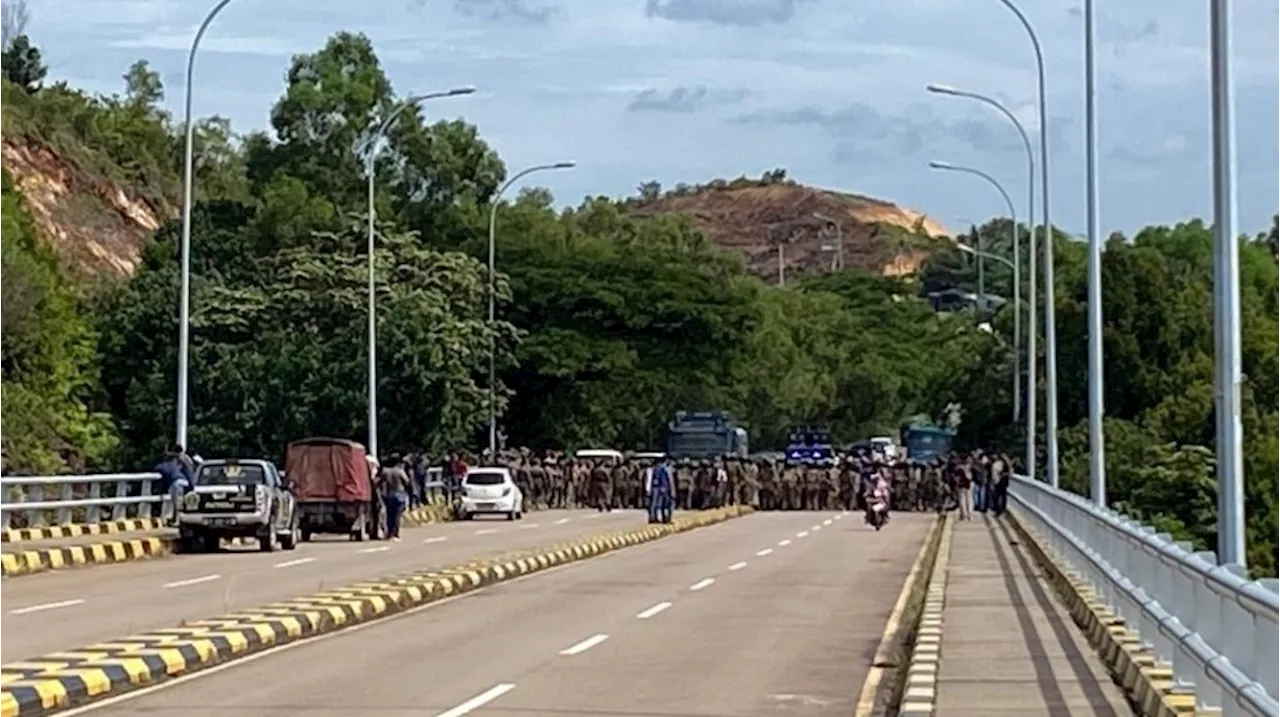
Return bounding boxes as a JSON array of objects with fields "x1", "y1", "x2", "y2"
[{"x1": 284, "y1": 437, "x2": 383, "y2": 541}]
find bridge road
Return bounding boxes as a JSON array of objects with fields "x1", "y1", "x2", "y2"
[
  {"x1": 1, "y1": 509, "x2": 639, "y2": 662},
  {"x1": 81, "y1": 511, "x2": 934, "y2": 717}
]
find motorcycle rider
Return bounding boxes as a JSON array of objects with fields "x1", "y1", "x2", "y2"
[{"x1": 864, "y1": 462, "x2": 892, "y2": 527}]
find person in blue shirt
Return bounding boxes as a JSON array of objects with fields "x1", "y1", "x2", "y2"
[
  {"x1": 155, "y1": 444, "x2": 195, "y2": 525},
  {"x1": 647, "y1": 458, "x2": 675, "y2": 524}
]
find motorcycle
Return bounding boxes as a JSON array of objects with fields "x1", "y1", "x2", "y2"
[{"x1": 865, "y1": 492, "x2": 890, "y2": 531}]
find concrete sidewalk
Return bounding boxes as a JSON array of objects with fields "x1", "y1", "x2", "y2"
[{"x1": 934, "y1": 513, "x2": 1134, "y2": 717}]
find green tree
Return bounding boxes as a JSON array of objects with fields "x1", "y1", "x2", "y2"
[{"x1": 1, "y1": 34, "x2": 45, "y2": 92}]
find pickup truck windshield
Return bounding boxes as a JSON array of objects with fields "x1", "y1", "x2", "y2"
[
  {"x1": 465, "y1": 471, "x2": 505, "y2": 486},
  {"x1": 196, "y1": 464, "x2": 267, "y2": 486}
]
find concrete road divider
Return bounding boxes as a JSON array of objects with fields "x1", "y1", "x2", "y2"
[
  {"x1": 0, "y1": 506, "x2": 751, "y2": 716},
  {"x1": 1, "y1": 518, "x2": 165, "y2": 544},
  {"x1": 0, "y1": 536, "x2": 172, "y2": 578},
  {"x1": 895, "y1": 515, "x2": 954, "y2": 717}
]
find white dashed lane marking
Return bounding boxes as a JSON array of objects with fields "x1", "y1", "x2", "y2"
[
  {"x1": 474, "y1": 528, "x2": 500, "y2": 535},
  {"x1": 163, "y1": 574, "x2": 221, "y2": 589},
  {"x1": 796, "y1": 531, "x2": 810, "y2": 538},
  {"x1": 273, "y1": 557, "x2": 316, "y2": 568},
  {"x1": 9, "y1": 598, "x2": 85, "y2": 615},
  {"x1": 422, "y1": 536, "x2": 449, "y2": 544},
  {"x1": 778, "y1": 539, "x2": 792, "y2": 547},
  {"x1": 728, "y1": 561, "x2": 747, "y2": 571},
  {"x1": 689, "y1": 578, "x2": 715, "y2": 591},
  {"x1": 435, "y1": 683, "x2": 516, "y2": 717},
  {"x1": 823, "y1": 518, "x2": 833, "y2": 525},
  {"x1": 636, "y1": 602, "x2": 672, "y2": 619},
  {"x1": 560, "y1": 634, "x2": 610, "y2": 656},
  {"x1": 554, "y1": 518, "x2": 571, "y2": 525},
  {"x1": 755, "y1": 548, "x2": 774, "y2": 556},
  {"x1": 357, "y1": 546, "x2": 390, "y2": 554}
]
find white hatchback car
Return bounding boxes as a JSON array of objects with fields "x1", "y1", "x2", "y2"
[{"x1": 459, "y1": 467, "x2": 524, "y2": 521}]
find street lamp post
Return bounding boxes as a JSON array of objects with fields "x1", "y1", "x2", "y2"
[
  {"x1": 1209, "y1": 0, "x2": 1245, "y2": 567},
  {"x1": 487, "y1": 162, "x2": 577, "y2": 456},
  {"x1": 1083, "y1": 0, "x2": 1106, "y2": 507},
  {"x1": 929, "y1": 161, "x2": 1022, "y2": 426},
  {"x1": 927, "y1": 83, "x2": 1037, "y2": 480},
  {"x1": 813, "y1": 212, "x2": 844, "y2": 270},
  {"x1": 176, "y1": 0, "x2": 236, "y2": 451},
  {"x1": 993, "y1": 0, "x2": 1060, "y2": 488},
  {"x1": 364, "y1": 87, "x2": 476, "y2": 460}
]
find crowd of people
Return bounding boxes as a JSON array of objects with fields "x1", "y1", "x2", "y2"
[{"x1": 382, "y1": 447, "x2": 1019, "y2": 520}]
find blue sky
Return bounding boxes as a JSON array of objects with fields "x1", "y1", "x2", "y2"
[{"x1": 26, "y1": 0, "x2": 1280, "y2": 236}]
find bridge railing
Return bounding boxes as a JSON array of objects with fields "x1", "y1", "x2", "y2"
[
  {"x1": 1009, "y1": 474, "x2": 1279, "y2": 717},
  {"x1": 0, "y1": 474, "x2": 166, "y2": 529}
]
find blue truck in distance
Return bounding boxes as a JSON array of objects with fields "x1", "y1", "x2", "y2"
[
  {"x1": 665, "y1": 411, "x2": 749, "y2": 458},
  {"x1": 900, "y1": 422, "x2": 955, "y2": 461},
  {"x1": 785, "y1": 424, "x2": 833, "y2": 463}
]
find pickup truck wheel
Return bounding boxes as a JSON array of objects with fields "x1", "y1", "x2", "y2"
[
  {"x1": 259, "y1": 527, "x2": 278, "y2": 552},
  {"x1": 281, "y1": 524, "x2": 299, "y2": 550}
]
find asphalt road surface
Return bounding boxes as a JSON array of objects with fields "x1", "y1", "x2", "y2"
[
  {"x1": 78, "y1": 510, "x2": 933, "y2": 717},
  {"x1": 1, "y1": 509, "x2": 640, "y2": 662}
]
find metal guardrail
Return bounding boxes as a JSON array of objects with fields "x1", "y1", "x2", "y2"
[
  {"x1": 1009, "y1": 474, "x2": 1279, "y2": 717},
  {"x1": 1, "y1": 473, "x2": 167, "y2": 529},
  {"x1": 1, "y1": 472, "x2": 456, "y2": 530}
]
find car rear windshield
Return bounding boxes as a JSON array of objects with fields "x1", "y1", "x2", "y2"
[
  {"x1": 465, "y1": 471, "x2": 505, "y2": 486},
  {"x1": 196, "y1": 464, "x2": 267, "y2": 486}
]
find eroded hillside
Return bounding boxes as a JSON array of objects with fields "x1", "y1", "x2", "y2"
[{"x1": 630, "y1": 175, "x2": 953, "y2": 282}]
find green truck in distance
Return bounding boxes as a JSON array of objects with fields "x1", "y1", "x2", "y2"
[
  {"x1": 665, "y1": 411, "x2": 749, "y2": 458},
  {"x1": 900, "y1": 422, "x2": 955, "y2": 461}
]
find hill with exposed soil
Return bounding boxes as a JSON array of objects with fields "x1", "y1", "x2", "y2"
[{"x1": 629, "y1": 173, "x2": 953, "y2": 282}]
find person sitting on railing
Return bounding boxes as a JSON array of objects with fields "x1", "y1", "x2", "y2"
[{"x1": 155, "y1": 443, "x2": 195, "y2": 526}]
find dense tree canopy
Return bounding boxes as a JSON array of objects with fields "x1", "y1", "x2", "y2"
[{"x1": 0, "y1": 31, "x2": 1275, "y2": 575}]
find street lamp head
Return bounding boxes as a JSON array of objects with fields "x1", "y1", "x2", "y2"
[
  {"x1": 447, "y1": 86, "x2": 478, "y2": 96},
  {"x1": 929, "y1": 160, "x2": 957, "y2": 171},
  {"x1": 926, "y1": 83, "x2": 959, "y2": 96},
  {"x1": 552, "y1": 161, "x2": 576, "y2": 169}
]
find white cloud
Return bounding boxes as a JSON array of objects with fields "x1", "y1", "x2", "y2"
[{"x1": 21, "y1": 0, "x2": 1280, "y2": 235}]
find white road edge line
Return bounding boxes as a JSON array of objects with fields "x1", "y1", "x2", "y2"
[
  {"x1": 727, "y1": 561, "x2": 747, "y2": 571},
  {"x1": 273, "y1": 557, "x2": 316, "y2": 569},
  {"x1": 636, "y1": 602, "x2": 672, "y2": 619},
  {"x1": 796, "y1": 531, "x2": 810, "y2": 538},
  {"x1": 559, "y1": 633, "x2": 609, "y2": 656},
  {"x1": 163, "y1": 574, "x2": 221, "y2": 589},
  {"x1": 9, "y1": 598, "x2": 86, "y2": 615},
  {"x1": 689, "y1": 578, "x2": 715, "y2": 591},
  {"x1": 54, "y1": 554, "x2": 596, "y2": 716},
  {"x1": 357, "y1": 546, "x2": 390, "y2": 554},
  {"x1": 435, "y1": 683, "x2": 517, "y2": 717},
  {"x1": 778, "y1": 539, "x2": 792, "y2": 546},
  {"x1": 755, "y1": 548, "x2": 774, "y2": 557},
  {"x1": 422, "y1": 536, "x2": 449, "y2": 544}
]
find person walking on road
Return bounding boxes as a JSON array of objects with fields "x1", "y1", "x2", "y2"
[
  {"x1": 380, "y1": 454, "x2": 410, "y2": 541},
  {"x1": 647, "y1": 457, "x2": 675, "y2": 524},
  {"x1": 952, "y1": 459, "x2": 973, "y2": 521}
]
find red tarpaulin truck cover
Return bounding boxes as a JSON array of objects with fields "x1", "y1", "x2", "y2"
[{"x1": 285, "y1": 438, "x2": 373, "y2": 503}]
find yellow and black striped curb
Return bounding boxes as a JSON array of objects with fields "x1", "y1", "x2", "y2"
[
  {"x1": 1002, "y1": 509, "x2": 1192, "y2": 717},
  {"x1": 401, "y1": 500, "x2": 454, "y2": 527},
  {"x1": 0, "y1": 506, "x2": 752, "y2": 717},
  {"x1": 1, "y1": 518, "x2": 164, "y2": 544},
  {"x1": 0, "y1": 537, "x2": 172, "y2": 578},
  {"x1": 897, "y1": 515, "x2": 954, "y2": 717}
]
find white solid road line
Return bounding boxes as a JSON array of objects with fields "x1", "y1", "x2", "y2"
[
  {"x1": 356, "y1": 546, "x2": 390, "y2": 554},
  {"x1": 474, "y1": 528, "x2": 500, "y2": 535},
  {"x1": 728, "y1": 561, "x2": 748, "y2": 571},
  {"x1": 689, "y1": 578, "x2": 715, "y2": 591},
  {"x1": 560, "y1": 633, "x2": 610, "y2": 656},
  {"x1": 273, "y1": 557, "x2": 316, "y2": 569},
  {"x1": 778, "y1": 539, "x2": 792, "y2": 546},
  {"x1": 163, "y1": 574, "x2": 221, "y2": 589},
  {"x1": 797, "y1": 531, "x2": 810, "y2": 538},
  {"x1": 755, "y1": 548, "x2": 774, "y2": 556},
  {"x1": 636, "y1": 602, "x2": 672, "y2": 619},
  {"x1": 422, "y1": 536, "x2": 449, "y2": 544},
  {"x1": 554, "y1": 518, "x2": 571, "y2": 525},
  {"x1": 435, "y1": 683, "x2": 517, "y2": 717},
  {"x1": 9, "y1": 598, "x2": 86, "y2": 615}
]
